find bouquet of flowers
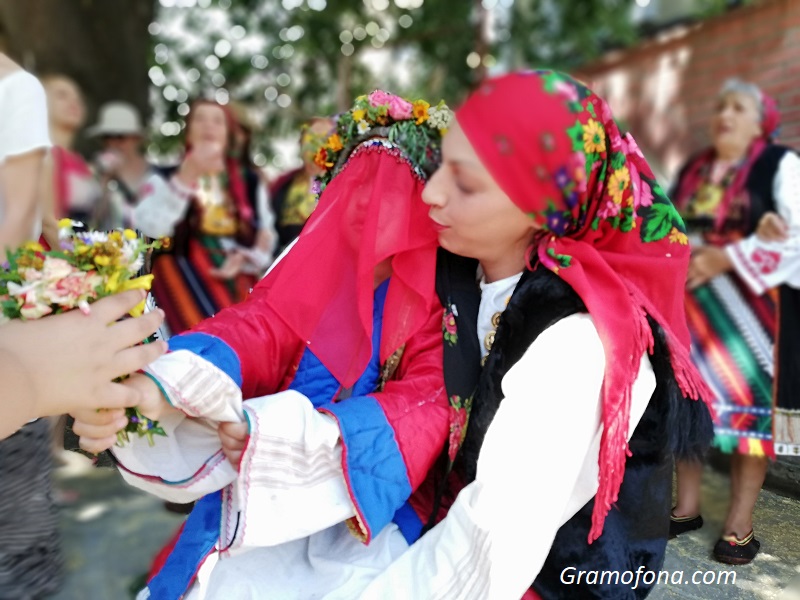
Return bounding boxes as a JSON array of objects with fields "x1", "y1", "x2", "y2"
[{"x1": 0, "y1": 220, "x2": 165, "y2": 445}]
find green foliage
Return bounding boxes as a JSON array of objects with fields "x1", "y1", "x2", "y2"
[
  {"x1": 506, "y1": 0, "x2": 640, "y2": 71},
  {"x1": 150, "y1": 0, "x2": 474, "y2": 163},
  {"x1": 148, "y1": 0, "x2": 745, "y2": 166}
]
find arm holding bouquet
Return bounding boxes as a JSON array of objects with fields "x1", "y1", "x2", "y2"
[
  {"x1": 0, "y1": 289, "x2": 166, "y2": 439},
  {"x1": 0, "y1": 222, "x2": 167, "y2": 440}
]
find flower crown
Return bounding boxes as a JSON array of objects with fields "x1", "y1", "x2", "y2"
[{"x1": 313, "y1": 90, "x2": 453, "y2": 193}]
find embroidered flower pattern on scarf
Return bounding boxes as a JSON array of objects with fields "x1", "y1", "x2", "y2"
[{"x1": 527, "y1": 70, "x2": 688, "y2": 266}]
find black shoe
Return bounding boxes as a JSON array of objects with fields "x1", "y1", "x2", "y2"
[
  {"x1": 713, "y1": 531, "x2": 760, "y2": 565},
  {"x1": 669, "y1": 513, "x2": 703, "y2": 539}
]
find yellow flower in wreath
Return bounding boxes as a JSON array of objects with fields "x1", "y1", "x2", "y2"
[
  {"x1": 608, "y1": 166, "x2": 630, "y2": 205},
  {"x1": 582, "y1": 119, "x2": 606, "y2": 154},
  {"x1": 352, "y1": 109, "x2": 366, "y2": 123},
  {"x1": 412, "y1": 99, "x2": 430, "y2": 125},
  {"x1": 326, "y1": 133, "x2": 343, "y2": 152},
  {"x1": 314, "y1": 147, "x2": 333, "y2": 170}
]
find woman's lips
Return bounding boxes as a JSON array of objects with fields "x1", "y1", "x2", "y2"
[{"x1": 430, "y1": 218, "x2": 449, "y2": 232}]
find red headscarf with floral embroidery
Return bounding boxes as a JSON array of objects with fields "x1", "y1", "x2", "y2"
[{"x1": 457, "y1": 70, "x2": 711, "y2": 543}]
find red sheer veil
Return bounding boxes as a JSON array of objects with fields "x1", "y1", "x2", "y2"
[{"x1": 251, "y1": 139, "x2": 439, "y2": 387}]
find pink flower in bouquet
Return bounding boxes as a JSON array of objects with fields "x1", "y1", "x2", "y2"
[
  {"x1": 8, "y1": 282, "x2": 53, "y2": 319},
  {"x1": 20, "y1": 267, "x2": 43, "y2": 282},
  {"x1": 41, "y1": 257, "x2": 74, "y2": 282},
  {"x1": 43, "y1": 270, "x2": 102, "y2": 310},
  {"x1": 368, "y1": 90, "x2": 413, "y2": 120}
]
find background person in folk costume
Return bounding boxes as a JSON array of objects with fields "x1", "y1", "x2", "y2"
[
  {"x1": 269, "y1": 116, "x2": 335, "y2": 254},
  {"x1": 133, "y1": 99, "x2": 274, "y2": 336},
  {"x1": 88, "y1": 101, "x2": 156, "y2": 231},
  {"x1": 358, "y1": 70, "x2": 713, "y2": 600},
  {"x1": 227, "y1": 100, "x2": 278, "y2": 272},
  {"x1": 72, "y1": 91, "x2": 453, "y2": 599},
  {"x1": 40, "y1": 73, "x2": 101, "y2": 247},
  {"x1": 670, "y1": 78, "x2": 800, "y2": 565}
]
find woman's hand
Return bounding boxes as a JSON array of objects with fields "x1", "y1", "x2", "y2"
[
  {"x1": 208, "y1": 250, "x2": 247, "y2": 280},
  {"x1": 176, "y1": 142, "x2": 225, "y2": 186},
  {"x1": 756, "y1": 212, "x2": 789, "y2": 242},
  {"x1": 219, "y1": 421, "x2": 249, "y2": 467},
  {"x1": 71, "y1": 407, "x2": 131, "y2": 455},
  {"x1": 687, "y1": 246, "x2": 733, "y2": 289},
  {"x1": 71, "y1": 372, "x2": 177, "y2": 455},
  {"x1": 0, "y1": 290, "x2": 167, "y2": 420}
]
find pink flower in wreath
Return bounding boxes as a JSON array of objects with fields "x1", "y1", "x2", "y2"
[{"x1": 368, "y1": 90, "x2": 413, "y2": 120}]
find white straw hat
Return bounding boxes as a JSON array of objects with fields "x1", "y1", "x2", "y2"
[{"x1": 87, "y1": 102, "x2": 144, "y2": 137}]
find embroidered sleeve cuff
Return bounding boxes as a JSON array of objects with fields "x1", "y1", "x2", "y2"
[
  {"x1": 144, "y1": 349, "x2": 243, "y2": 422},
  {"x1": 112, "y1": 408, "x2": 238, "y2": 504},
  {"x1": 228, "y1": 390, "x2": 354, "y2": 550},
  {"x1": 726, "y1": 240, "x2": 769, "y2": 295}
]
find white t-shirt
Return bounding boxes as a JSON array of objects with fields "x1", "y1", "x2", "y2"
[{"x1": 0, "y1": 69, "x2": 51, "y2": 229}]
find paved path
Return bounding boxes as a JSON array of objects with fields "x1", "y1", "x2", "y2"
[{"x1": 50, "y1": 456, "x2": 800, "y2": 599}]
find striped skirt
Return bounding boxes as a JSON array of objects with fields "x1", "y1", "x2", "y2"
[
  {"x1": 150, "y1": 234, "x2": 256, "y2": 336},
  {"x1": 684, "y1": 272, "x2": 776, "y2": 457}
]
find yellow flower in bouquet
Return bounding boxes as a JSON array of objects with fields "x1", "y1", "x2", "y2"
[{"x1": 0, "y1": 221, "x2": 165, "y2": 445}]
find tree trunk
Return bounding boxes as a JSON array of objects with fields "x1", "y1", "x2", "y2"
[{"x1": 0, "y1": 0, "x2": 155, "y2": 155}]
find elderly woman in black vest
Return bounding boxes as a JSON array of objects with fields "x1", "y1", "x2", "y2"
[{"x1": 670, "y1": 78, "x2": 800, "y2": 565}]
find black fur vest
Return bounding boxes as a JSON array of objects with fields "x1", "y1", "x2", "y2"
[{"x1": 434, "y1": 249, "x2": 712, "y2": 598}]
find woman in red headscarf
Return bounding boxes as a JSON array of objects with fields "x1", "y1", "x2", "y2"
[
  {"x1": 670, "y1": 79, "x2": 800, "y2": 565},
  {"x1": 132, "y1": 99, "x2": 277, "y2": 336},
  {"x1": 355, "y1": 70, "x2": 713, "y2": 599},
  {"x1": 72, "y1": 91, "x2": 453, "y2": 599}
]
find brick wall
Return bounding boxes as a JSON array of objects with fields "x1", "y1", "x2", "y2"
[{"x1": 575, "y1": 0, "x2": 800, "y2": 186}]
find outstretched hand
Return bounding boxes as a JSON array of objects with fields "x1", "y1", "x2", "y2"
[
  {"x1": 219, "y1": 421, "x2": 249, "y2": 467},
  {"x1": 72, "y1": 371, "x2": 176, "y2": 455},
  {"x1": 1, "y1": 289, "x2": 167, "y2": 422}
]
